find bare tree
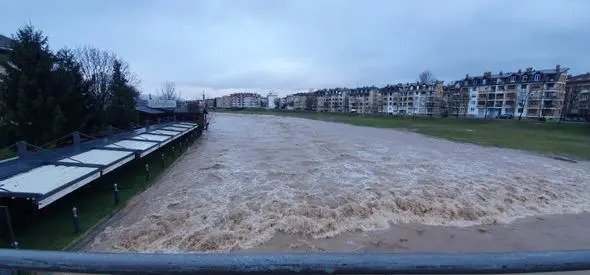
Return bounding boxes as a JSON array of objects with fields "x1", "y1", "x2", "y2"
[
  {"x1": 517, "y1": 90, "x2": 530, "y2": 120},
  {"x1": 418, "y1": 70, "x2": 436, "y2": 84},
  {"x1": 158, "y1": 81, "x2": 179, "y2": 100},
  {"x1": 74, "y1": 47, "x2": 140, "y2": 111}
]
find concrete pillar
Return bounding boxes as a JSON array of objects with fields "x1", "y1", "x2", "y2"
[
  {"x1": 107, "y1": 126, "x2": 114, "y2": 140},
  {"x1": 72, "y1": 132, "x2": 81, "y2": 152},
  {"x1": 16, "y1": 141, "x2": 28, "y2": 158}
]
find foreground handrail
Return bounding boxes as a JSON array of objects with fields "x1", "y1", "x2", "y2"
[{"x1": 1, "y1": 249, "x2": 590, "y2": 274}]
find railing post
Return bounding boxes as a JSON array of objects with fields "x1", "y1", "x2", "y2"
[
  {"x1": 113, "y1": 183, "x2": 120, "y2": 205},
  {"x1": 145, "y1": 163, "x2": 150, "y2": 181},
  {"x1": 72, "y1": 132, "x2": 81, "y2": 152},
  {"x1": 0, "y1": 206, "x2": 18, "y2": 249},
  {"x1": 145, "y1": 119, "x2": 150, "y2": 131},
  {"x1": 72, "y1": 207, "x2": 80, "y2": 234},
  {"x1": 16, "y1": 141, "x2": 28, "y2": 158},
  {"x1": 107, "y1": 126, "x2": 114, "y2": 141}
]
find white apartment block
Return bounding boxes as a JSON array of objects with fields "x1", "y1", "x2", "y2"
[
  {"x1": 461, "y1": 65, "x2": 568, "y2": 119},
  {"x1": 215, "y1": 93, "x2": 262, "y2": 108},
  {"x1": 267, "y1": 92, "x2": 278, "y2": 109},
  {"x1": 382, "y1": 83, "x2": 444, "y2": 116}
]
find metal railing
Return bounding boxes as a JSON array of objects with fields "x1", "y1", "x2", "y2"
[{"x1": 1, "y1": 249, "x2": 590, "y2": 274}]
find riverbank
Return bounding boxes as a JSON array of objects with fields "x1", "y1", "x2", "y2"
[
  {"x1": 82, "y1": 113, "x2": 590, "y2": 252},
  {"x1": 215, "y1": 109, "x2": 590, "y2": 160},
  {"x1": 1, "y1": 127, "x2": 202, "y2": 250}
]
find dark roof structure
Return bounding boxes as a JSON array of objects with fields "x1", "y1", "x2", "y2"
[
  {"x1": 567, "y1": 73, "x2": 590, "y2": 83},
  {"x1": 0, "y1": 34, "x2": 14, "y2": 51},
  {"x1": 135, "y1": 105, "x2": 165, "y2": 114}
]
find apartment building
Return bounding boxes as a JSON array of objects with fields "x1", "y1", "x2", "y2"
[
  {"x1": 348, "y1": 88, "x2": 380, "y2": 114},
  {"x1": 462, "y1": 66, "x2": 568, "y2": 119},
  {"x1": 215, "y1": 95, "x2": 231, "y2": 108},
  {"x1": 292, "y1": 92, "x2": 315, "y2": 110},
  {"x1": 382, "y1": 82, "x2": 443, "y2": 116},
  {"x1": 231, "y1": 93, "x2": 262, "y2": 108},
  {"x1": 0, "y1": 34, "x2": 14, "y2": 76},
  {"x1": 315, "y1": 88, "x2": 349, "y2": 112},
  {"x1": 565, "y1": 73, "x2": 590, "y2": 120},
  {"x1": 443, "y1": 82, "x2": 469, "y2": 117},
  {"x1": 267, "y1": 92, "x2": 278, "y2": 109},
  {"x1": 215, "y1": 93, "x2": 262, "y2": 108}
]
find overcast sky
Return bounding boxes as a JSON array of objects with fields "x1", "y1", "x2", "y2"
[{"x1": 2, "y1": 0, "x2": 590, "y2": 98}]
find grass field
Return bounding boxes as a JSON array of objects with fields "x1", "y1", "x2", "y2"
[
  {"x1": 0, "y1": 132, "x2": 199, "y2": 250},
  {"x1": 217, "y1": 109, "x2": 590, "y2": 160}
]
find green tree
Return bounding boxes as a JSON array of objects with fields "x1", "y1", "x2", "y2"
[
  {"x1": 0, "y1": 25, "x2": 57, "y2": 145},
  {"x1": 52, "y1": 49, "x2": 98, "y2": 134},
  {"x1": 107, "y1": 60, "x2": 138, "y2": 129}
]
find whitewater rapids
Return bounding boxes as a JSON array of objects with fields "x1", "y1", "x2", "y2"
[{"x1": 86, "y1": 113, "x2": 590, "y2": 252}]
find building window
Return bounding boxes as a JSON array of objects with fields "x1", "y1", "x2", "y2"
[
  {"x1": 472, "y1": 87, "x2": 476, "y2": 91},
  {"x1": 521, "y1": 84, "x2": 527, "y2": 89},
  {"x1": 511, "y1": 76, "x2": 516, "y2": 82},
  {"x1": 522, "y1": 75, "x2": 528, "y2": 81},
  {"x1": 518, "y1": 108, "x2": 524, "y2": 113},
  {"x1": 547, "y1": 83, "x2": 555, "y2": 88},
  {"x1": 470, "y1": 108, "x2": 475, "y2": 111},
  {"x1": 534, "y1": 74, "x2": 541, "y2": 81},
  {"x1": 483, "y1": 79, "x2": 487, "y2": 85}
]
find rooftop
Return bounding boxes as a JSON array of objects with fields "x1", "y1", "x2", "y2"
[{"x1": 0, "y1": 34, "x2": 14, "y2": 51}]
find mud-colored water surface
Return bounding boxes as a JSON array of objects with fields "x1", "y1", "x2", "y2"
[{"x1": 83, "y1": 113, "x2": 590, "y2": 252}]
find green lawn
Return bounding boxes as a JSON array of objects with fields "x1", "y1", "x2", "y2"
[
  {"x1": 217, "y1": 109, "x2": 590, "y2": 160},
  {"x1": 0, "y1": 132, "x2": 199, "y2": 250}
]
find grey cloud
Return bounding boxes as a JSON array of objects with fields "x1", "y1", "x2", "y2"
[{"x1": 2, "y1": 0, "x2": 589, "y2": 98}]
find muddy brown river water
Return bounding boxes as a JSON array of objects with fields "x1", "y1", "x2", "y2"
[{"x1": 83, "y1": 113, "x2": 590, "y2": 252}]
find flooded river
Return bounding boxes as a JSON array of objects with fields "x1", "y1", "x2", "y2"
[{"x1": 85, "y1": 113, "x2": 590, "y2": 252}]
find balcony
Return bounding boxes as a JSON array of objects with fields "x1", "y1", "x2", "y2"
[
  {"x1": 542, "y1": 109, "x2": 556, "y2": 117},
  {"x1": 527, "y1": 109, "x2": 539, "y2": 117}
]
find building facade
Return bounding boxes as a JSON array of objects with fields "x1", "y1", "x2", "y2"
[
  {"x1": 382, "y1": 82, "x2": 443, "y2": 116},
  {"x1": 565, "y1": 73, "x2": 590, "y2": 120},
  {"x1": 267, "y1": 92, "x2": 278, "y2": 109},
  {"x1": 214, "y1": 93, "x2": 262, "y2": 108},
  {"x1": 461, "y1": 66, "x2": 568, "y2": 119},
  {"x1": 0, "y1": 34, "x2": 14, "y2": 76},
  {"x1": 315, "y1": 88, "x2": 349, "y2": 112},
  {"x1": 348, "y1": 88, "x2": 380, "y2": 114},
  {"x1": 215, "y1": 95, "x2": 232, "y2": 108},
  {"x1": 443, "y1": 82, "x2": 469, "y2": 117}
]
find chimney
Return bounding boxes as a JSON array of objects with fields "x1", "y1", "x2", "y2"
[
  {"x1": 465, "y1": 74, "x2": 469, "y2": 79},
  {"x1": 526, "y1": 67, "x2": 533, "y2": 72},
  {"x1": 556, "y1": 64, "x2": 561, "y2": 72}
]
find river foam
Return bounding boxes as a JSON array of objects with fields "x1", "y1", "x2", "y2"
[{"x1": 87, "y1": 113, "x2": 590, "y2": 252}]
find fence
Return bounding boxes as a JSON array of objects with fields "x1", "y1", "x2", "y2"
[{"x1": 1, "y1": 249, "x2": 590, "y2": 274}]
